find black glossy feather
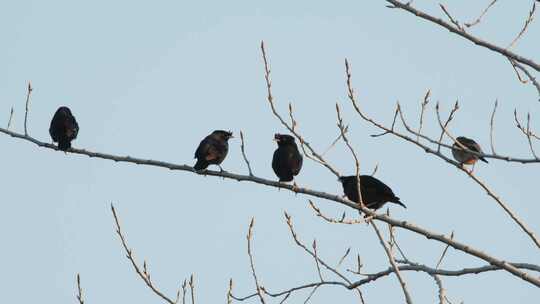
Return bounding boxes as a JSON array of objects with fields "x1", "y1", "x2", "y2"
[
  {"x1": 194, "y1": 130, "x2": 233, "y2": 170},
  {"x1": 272, "y1": 134, "x2": 303, "y2": 182},
  {"x1": 49, "y1": 106, "x2": 79, "y2": 151},
  {"x1": 339, "y1": 175, "x2": 406, "y2": 211}
]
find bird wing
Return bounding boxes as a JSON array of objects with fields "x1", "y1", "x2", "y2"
[
  {"x1": 195, "y1": 137, "x2": 221, "y2": 161},
  {"x1": 459, "y1": 137, "x2": 482, "y2": 153},
  {"x1": 289, "y1": 150, "x2": 303, "y2": 175}
]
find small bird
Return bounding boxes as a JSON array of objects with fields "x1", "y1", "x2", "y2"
[
  {"x1": 194, "y1": 130, "x2": 234, "y2": 171},
  {"x1": 451, "y1": 136, "x2": 488, "y2": 166},
  {"x1": 49, "y1": 106, "x2": 79, "y2": 152},
  {"x1": 272, "y1": 134, "x2": 303, "y2": 182},
  {"x1": 339, "y1": 175, "x2": 406, "y2": 211}
]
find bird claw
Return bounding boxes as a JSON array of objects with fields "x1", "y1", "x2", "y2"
[
  {"x1": 292, "y1": 181, "x2": 299, "y2": 194},
  {"x1": 363, "y1": 214, "x2": 375, "y2": 223}
]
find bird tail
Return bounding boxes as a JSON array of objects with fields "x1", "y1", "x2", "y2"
[
  {"x1": 391, "y1": 197, "x2": 407, "y2": 209},
  {"x1": 194, "y1": 159, "x2": 208, "y2": 171},
  {"x1": 479, "y1": 157, "x2": 489, "y2": 163},
  {"x1": 58, "y1": 140, "x2": 71, "y2": 151}
]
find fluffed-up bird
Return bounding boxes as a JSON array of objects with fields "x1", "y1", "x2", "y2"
[
  {"x1": 272, "y1": 134, "x2": 303, "y2": 182},
  {"x1": 339, "y1": 175, "x2": 406, "y2": 211},
  {"x1": 451, "y1": 136, "x2": 488, "y2": 166},
  {"x1": 194, "y1": 130, "x2": 233, "y2": 171},
  {"x1": 49, "y1": 106, "x2": 79, "y2": 151}
]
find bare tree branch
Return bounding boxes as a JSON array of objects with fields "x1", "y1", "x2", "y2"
[
  {"x1": 371, "y1": 221, "x2": 414, "y2": 304},
  {"x1": 489, "y1": 100, "x2": 498, "y2": 154},
  {"x1": 76, "y1": 273, "x2": 85, "y2": 304},
  {"x1": 23, "y1": 81, "x2": 32, "y2": 136},
  {"x1": 111, "y1": 204, "x2": 177, "y2": 304},
  {"x1": 261, "y1": 41, "x2": 341, "y2": 177},
  {"x1": 6, "y1": 106, "x2": 14, "y2": 130},
  {"x1": 507, "y1": 2, "x2": 536, "y2": 49},
  {"x1": 464, "y1": 0, "x2": 498, "y2": 28},
  {"x1": 385, "y1": 0, "x2": 540, "y2": 72},
  {"x1": 247, "y1": 218, "x2": 267, "y2": 304},
  {"x1": 240, "y1": 131, "x2": 254, "y2": 176}
]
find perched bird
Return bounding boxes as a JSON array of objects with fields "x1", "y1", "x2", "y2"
[
  {"x1": 272, "y1": 134, "x2": 303, "y2": 182},
  {"x1": 451, "y1": 136, "x2": 488, "y2": 166},
  {"x1": 194, "y1": 130, "x2": 234, "y2": 171},
  {"x1": 339, "y1": 175, "x2": 406, "y2": 211},
  {"x1": 49, "y1": 106, "x2": 79, "y2": 151}
]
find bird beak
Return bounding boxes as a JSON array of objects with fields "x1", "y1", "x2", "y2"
[{"x1": 396, "y1": 201, "x2": 407, "y2": 209}]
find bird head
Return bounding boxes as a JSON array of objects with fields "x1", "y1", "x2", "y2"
[
  {"x1": 337, "y1": 175, "x2": 355, "y2": 185},
  {"x1": 213, "y1": 130, "x2": 234, "y2": 141},
  {"x1": 274, "y1": 133, "x2": 296, "y2": 146}
]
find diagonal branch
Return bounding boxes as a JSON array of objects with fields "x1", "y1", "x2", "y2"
[
  {"x1": 371, "y1": 221, "x2": 414, "y2": 304},
  {"x1": 385, "y1": 0, "x2": 540, "y2": 72},
  {"x1": 111, "y1": 204, "x2": 177, "y2": 304},
  {"x1": 261, "y1": 41, "x2": 341, "y2": 177}
]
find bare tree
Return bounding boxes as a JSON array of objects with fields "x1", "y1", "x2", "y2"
[{"x1": 1, "y1": 1, "x2": 538, "y2": 303}]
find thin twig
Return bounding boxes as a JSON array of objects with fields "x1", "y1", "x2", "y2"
[
  {"x1": 489, "y1": 100, "x2": 498, "y2": 154},
  {"x1": 465, "y1": 0, "x2": 498, "y2": 28},
  {"x1": 247, "y1": 218, "x2": 266, "y2": 304},
  {"x1": 261, "y1": 41, "x2": 341, "y2": 177},
  {"x1": 400, "y1": 260, "x2": 445, "y2": 304},
  {"x1": 436, "y1": 101, "x2": 459, "y2": 152},
  {"x1": 309, "y1": 200, "x2": 364, "y2": 225},
  {"x1": 336, "y1": 103, "x2": 364, "y2": 207},
  {"x1": 111, "y1": 204, "x2": 176, "y2": 304},
  {"x1": 322, "y1": 127, "x2": 348, "y2": 156},
  {"x1": 436, "y1": 231, "x2": 455, "y2": 269},
  {"x1": 23, "y1": 81, "x2": 32, "y2": 136},
  {"x1": 371, "y1": 103, "x2": 399, "y2": 138},
  {"x1": 337, "y1": 248, "x2": 351, "y2": 267},
  {"x1": 76, "y1": 273, "x2": 85, "y2": 304},
  {"x1": 6, "y1": 106, "x2": 14, "y2": 130},
  {"x1": 189, "y1": 274, "x2": 195, "y2": 304},
  {"x1": 439, "y1": 4, "x2": 463, "y2": 31},
  {"x1": 312, "y1": 240, "x2": 324, "y2": 282},
  {"x1": 371, "y1": 221, "x2": 414, "y2": 304},
  {"x1": 239, "y1": 131, "x2": 254, "y2": 176},
  {"x1": 417, "y1": 89, "x2": 430, "y2": 141},
  {"x1": 182, "y1": 280, "x2": 188, "y2": 304},
  {"x1": 526, "y1": 113, "x2": 539, "y2": 158},
  {"x1": 507, "y1": 2, "x2": 536, "y2": 49},
  {"x1": 303, "y1": 285, "x2": 320, "y2": 304},
  {"x1": 512, "y1": 61, "x2": 540, "y2": 100}
]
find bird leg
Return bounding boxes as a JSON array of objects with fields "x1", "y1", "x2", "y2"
[{"x1": 292, "y1": 181, "x2": 299, "y2": 194}]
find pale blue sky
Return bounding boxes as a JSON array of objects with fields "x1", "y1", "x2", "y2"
[{"x1": 1, "y1": 1, "x2": 539, "y2": 303}]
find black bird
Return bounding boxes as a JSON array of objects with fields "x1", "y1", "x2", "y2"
[
  {"x1": 49, "y1": 106, "x2": 79, "y2": 151},
  {"x1": 451, "y1": 136, "x2": 488, "y2": 165},
  {"x1": 339, "y1": 175, "x2": 406, "y2": 211},
  {"x1": 194, "y1": 130, "x2": 233, "y2": 171},
  {"x1": 272, "y1": 134, "x2": 303, "y2": 182}
]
